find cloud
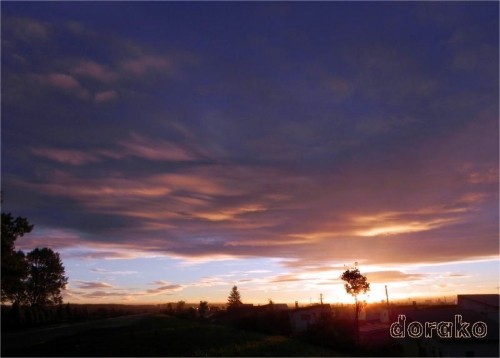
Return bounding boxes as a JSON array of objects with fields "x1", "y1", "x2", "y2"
[
  {"x1": 74, "y1": 280, "x2": 114, "y2": 289},
  {"x1": 71, "y1": 60, "x2": 118, "y2": 83},
  {"x1": 194, "y1": 204, "x2": 267, "y2": 222},
  {"x1": 38, "y1": 73, "x2": 119, "y2": 103},
  {"x1": 16, "y1": 122, "x2": 498, "y2": 267},
  {"x1": 120, "y1": 55, "x2": 172, "y2": 75},
  {"x1": 2, "y1": 15, "x2": 194, "y2": 110},
  {"x1": 94, "y1": 90, "x2": 119, "y2": 102},
  {"x1": 443, "y1": 273, "x2": 469, "y2": 278},
  {"x1": 19, "y1": 161, "x2": 288, "y2": 226},
  {"x1": 14, "y1": 227, "x2": 87, "y2": 251},
  {"x1": 271, "y1": 274, "x2": 304, "y2": 283},
  {"x1": 91, "y1": 268, "x2": 138, "y2": 275},
  {"x1": 119, "y1": 133, "x2": 202, "y2": 162},
  {"x1": 46, "y1": 73, "x2": 81, "y2": 89},
  {"x1": 30, "y1": 131, "x2": 207, "y2": 166},
  {"x1": 365, "y1": 271, "x2": 427, "y2": 283},
  {"x1": 81, "y1": 290, "x2": 129, "y2": 299},
  {"x1": 38, "y1": 73, "x2": 90, "y2": 99},
  {"x1": 467, "y1": 168, "x2": 498, "y2": 184},
  {"x1": 149, "y1": 280, "x2": 171, "y2": 286},
  {"x1": 190, "y1": 276, "x2": 230, "y2": 288},
  {"x1": 351, "y1": 211, "x2": 460, "y2": 237},
  {"x1": 2, "y1": 3, "x2": 497, "y2": 287},
  {"x1": 32, "y1": 147, "x2": 100, "y2": 165},
  {"x1": 65, "y1": 250, "x2": 140, "y2": 260},
  {"x1": 146, "y1": 284, "x2": 183, "y2": 295},
  {"x1": 3, "y1": 17, "x2": 50, "y2": 42}
]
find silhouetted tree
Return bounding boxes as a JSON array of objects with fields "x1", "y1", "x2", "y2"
[
  {"x1": 199, "y1": 300, "x2": 209, "y2": 318},
  {"x1": 25, "y1": 248, "x2": 68, "y2": 307},
  {"x1": 166, "y1": 302, "x2": 174, "y2": 314},
  {"x1": 227, "y1": 285, "x2": 242, "y2": 309},
  {"x1": 341, "y1": 266, "x2": 370, "y2": 344},
  {"x1": 2, "y1": 202, "x2": 68, "y2": 320},
  {"x1": 1, "y1": 212, "x2": 33, "y2": 305},
  {"x1": 175, "y1": 300, "x2": 186, "y2": 312}
]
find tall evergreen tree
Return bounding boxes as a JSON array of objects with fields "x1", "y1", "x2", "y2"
[{"x1": 227, "y1": 285, "x2": 242, "y2": 309}]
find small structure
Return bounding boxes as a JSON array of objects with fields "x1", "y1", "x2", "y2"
[
  {"x1": 226, "y1": 303, "x2": 254, "y2": 314},
  {"x1": 458, "y1": 294, "x2": 499, "y2": 323},
  {"x1": 361, "y1": 305, "x2": 389, "y2": 323},
  {"x1": 359, "y1": 322, "x2": 392, "y2": 348},
  {"x1": 255, "y1": 303, "x2": 289, "y2": 312},
  {"x1": 289, "y1": 304, "x2": 332, "y2": 334}
]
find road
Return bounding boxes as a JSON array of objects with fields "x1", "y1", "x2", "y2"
[{"x1": 2, "y1": 313, "x2": 152, "y2": 353}]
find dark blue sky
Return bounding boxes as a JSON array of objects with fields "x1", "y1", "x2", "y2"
[{"x1": 1, "y1": 2, "x2": 498, "y2": 303}]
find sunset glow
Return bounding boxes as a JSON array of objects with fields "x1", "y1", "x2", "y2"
[{"x1": 2, "y1": 2, "x2": 498, "y2": 306}]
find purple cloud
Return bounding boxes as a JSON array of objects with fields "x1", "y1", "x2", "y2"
[
  {"x1": 71, "y1": 60, "x2": 118, "y2": 83},
  {"x1": 94, "y1": 90, "x2": 119, "y2": 102},
  {"x1": 120, "y1": 55, "x2": 172, "y2": 75}
]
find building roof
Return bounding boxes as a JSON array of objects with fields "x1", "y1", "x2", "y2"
[
  {"x1": 458, "y1": 294, "x2": 500, "y2": 309},
  {"x1": 255, "y1": 303, "x2": 289, "y2": 310},
  {"x1": 291, "y1": 304, "x2": 331, "y2": 313}
]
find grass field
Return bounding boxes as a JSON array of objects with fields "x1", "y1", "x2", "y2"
[{"x1": 4, "y1": 314, "x2": 345, "y2": 356}]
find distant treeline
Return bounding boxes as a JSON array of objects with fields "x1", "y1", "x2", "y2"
[
  {"x1": 160, "y1": 301, "x2": 401, "y2": 356},
  {"x1": 1, "y1": 303, "x2": 162, "y2": 331}
]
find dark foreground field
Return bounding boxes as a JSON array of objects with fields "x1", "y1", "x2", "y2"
[{"x1": 2, "y1": 314, "x2": 344, "y2": 357}]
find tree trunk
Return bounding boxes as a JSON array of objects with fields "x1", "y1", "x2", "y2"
[
  {"x1": 11, "y1": 301, "x2": 21, "y2": 328},
  {"x1": 355, "y1": 298, "x2": 360, "y2": 345}
]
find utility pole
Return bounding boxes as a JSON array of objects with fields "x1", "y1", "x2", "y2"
[
  {"x1": 385, "y1": 285, "x2": 391, "y2": 321},
  {"x1": 320, "y1": 293, "x2": 323, "y2": 305}
]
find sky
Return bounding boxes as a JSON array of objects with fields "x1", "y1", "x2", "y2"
[{"x1": 1, "y1": 2, "x2": 498, "y2": 305}]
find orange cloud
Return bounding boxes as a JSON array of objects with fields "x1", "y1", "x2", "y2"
[
  {"x1": 365, "y1": 270, "x2": 427, "y2": 283},
  {"x1": 194, "y1": 204, "x2": 267, "y2": 222}
]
